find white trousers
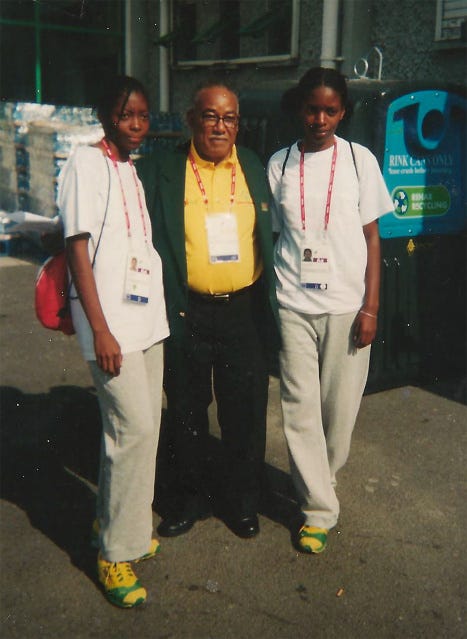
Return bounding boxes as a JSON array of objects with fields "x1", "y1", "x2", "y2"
[
  {"x1": 89, "y1": 341, "x2": 164, "y2": 562},
  {"x1": 279, "y1": 308, "x2": 370, "y2": 529}
]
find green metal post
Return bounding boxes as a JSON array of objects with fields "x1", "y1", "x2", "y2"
[{"x1": 34, "y1": 1, "x2": 42, "y2": 103}]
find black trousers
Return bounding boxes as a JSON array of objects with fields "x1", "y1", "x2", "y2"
[{"x1": 164, "y1": 282, "x2": 269, "y2": 517}]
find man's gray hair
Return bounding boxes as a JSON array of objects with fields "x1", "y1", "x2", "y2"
[{"x1": 190, "y1": 79, "x2": 239, "y2": 110}]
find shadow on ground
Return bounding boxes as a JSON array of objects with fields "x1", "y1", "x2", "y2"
[
  {"x1": 0, "y1": 384, "x2": 300, "y2": 578},
  {"x1": 0, "y1": 385, "x2": 101, "y2": 583}
]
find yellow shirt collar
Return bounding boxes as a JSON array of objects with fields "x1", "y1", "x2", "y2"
[{"x1": 189, "y1": 140, "x2": 237, "y2": 168}]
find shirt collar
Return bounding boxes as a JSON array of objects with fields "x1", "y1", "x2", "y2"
[{"x1": 189, "y1": 140, "x2": 237, "y2": 168}]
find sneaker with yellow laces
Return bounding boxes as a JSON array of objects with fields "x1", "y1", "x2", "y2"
[
  {"x1": 97, "y1": 553, "x2": 147, "y2": 608},
  {"x1": 297, "y1": 525, "x2": 329, "y2": 554},
  {"x1": 91, "y1": 519, "x2": 161, "y2": 561}
]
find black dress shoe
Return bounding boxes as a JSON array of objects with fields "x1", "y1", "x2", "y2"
[
  {"x1": 157, "y1": 495, "x2": 212, "y2": 537},
  {"x1": 229, "y1": 514, "x2": 259, "y2": 539},
  {"x1": 157, "y1": 515, "x2": 196, "y2": 538}
]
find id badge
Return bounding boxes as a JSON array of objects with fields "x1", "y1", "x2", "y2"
[
  {"x1": 205, "y1": 212, "x2": 240, "y2": 263},
  {"x1": 300, "y1": 240, "x2": 329, "y2": 290},
  {"x1": 124, "y1": 251, "x2": 151, "y2": 303}
]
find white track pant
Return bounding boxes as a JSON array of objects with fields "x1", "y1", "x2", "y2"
[
  {"x1": 89, "y1": 341, "x2": 164, "y2": 562},
  {"x1": 279, "y1": 308, "x2": 370, "y2": 529}
]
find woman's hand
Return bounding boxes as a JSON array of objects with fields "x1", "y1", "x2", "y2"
[
  {"x1": 94, "y1": 329, "x2": 123, "y2": 376},
  {"x1": 353, "y1": 310, "x2": 377, "y2": 349}
]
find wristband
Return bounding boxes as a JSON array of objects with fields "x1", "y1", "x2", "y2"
[{"x1": 359, "y1": 309, "x2": 377, "y2": 319}]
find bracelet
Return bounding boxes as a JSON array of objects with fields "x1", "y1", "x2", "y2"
[{"x1": 359, "y1": 309, "x2": 378, "y2": 319}]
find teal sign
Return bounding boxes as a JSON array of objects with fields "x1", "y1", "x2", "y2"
[{"x1": 380, "y1": 90, "x2": 466, "y2": 238}]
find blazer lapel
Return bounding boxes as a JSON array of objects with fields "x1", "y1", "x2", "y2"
[{"x1": 159, "y1": 147, "x2": 188, "y2": 282}]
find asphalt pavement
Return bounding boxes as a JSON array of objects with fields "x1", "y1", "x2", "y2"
[{"x1": 0, "y1": 256, "x2": 466, "y2": 639}]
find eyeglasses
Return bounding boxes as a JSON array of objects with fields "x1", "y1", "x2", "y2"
[{"x1": 200, "y1": 113, "x2": 239, "y2": 129}]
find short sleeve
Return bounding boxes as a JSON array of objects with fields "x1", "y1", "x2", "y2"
[
  {"x1": 353, "y1": 145, "x2": 394, "y2": 225},
  {"x1": 57, "y1": 146, "x2": 108, "y2": 240}
]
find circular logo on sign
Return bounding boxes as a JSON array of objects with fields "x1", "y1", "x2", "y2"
[{"x1": 393, "y1": 190, "x2": 409, "y2": 215}]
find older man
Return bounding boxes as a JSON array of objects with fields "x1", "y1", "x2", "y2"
[{"x1": 139, "y1": 82, "x2": 279, "y2": 538}]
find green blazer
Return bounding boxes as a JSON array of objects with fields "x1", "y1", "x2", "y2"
[{"x1": 138, "y1": 143, "x2": 280, "y2": 345}]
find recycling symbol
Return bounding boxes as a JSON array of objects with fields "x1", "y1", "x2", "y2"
[{"x1": 393, "y1": 190, "x2": 409, "y2": 215}]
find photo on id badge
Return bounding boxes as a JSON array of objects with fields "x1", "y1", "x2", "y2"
[
  {"x1": 125, "y1": 253, "x2": 151, "y2": 303},
  {"x1": 300, "y1": 241, "x2": 329, "y2": 290}
]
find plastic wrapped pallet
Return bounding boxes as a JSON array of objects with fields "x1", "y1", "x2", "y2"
[
  {"x1": 26, "y1": 120, "x2": 103, "y2": 218},
  {"x1": 0, "y1": 102, "x2": 56, "y2": 213}
]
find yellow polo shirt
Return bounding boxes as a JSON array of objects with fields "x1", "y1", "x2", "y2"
[{"x1": 185, "y1": 142, "x2": 263, "y2": 294}]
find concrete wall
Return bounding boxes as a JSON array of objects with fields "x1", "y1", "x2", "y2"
[
  {"x1": 137, "y1": 0, "x2": 465, "y2": 115},
  {"x1": 369, "y1": 0, "x2": 466, "y2": 83}
]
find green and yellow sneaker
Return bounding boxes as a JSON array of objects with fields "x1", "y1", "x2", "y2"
[
  {"x1": 298, "y1": 525, "x2": 328, "y2": 554},
  {"x1": 97, "y1": 554, "x2": 147, "y2": 608},
  {"x1": 135, "y1": 538, "x2": 161, "y2": 563},
  {"x1": 91, "y1": 519, "x2": 160, "y2": 561}
]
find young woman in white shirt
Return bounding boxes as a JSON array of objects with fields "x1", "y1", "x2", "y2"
[
  {"x1": 268, "y1": 67, "x2": 393, "y2": 554},
  {"x1": 58, "y1": 76, "x2": 169, "y2": 606}
]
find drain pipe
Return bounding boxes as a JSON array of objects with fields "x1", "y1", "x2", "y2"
[
  {"x1": 320, "y1": 0, "x2": 341, "y2": 69},
  {"x1": 159, "y1": 0, "x2": 170, "y2": 112}
]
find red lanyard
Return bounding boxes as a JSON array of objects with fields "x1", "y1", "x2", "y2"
[
  {"x1": 299, "y1": 140, "x2": 337, "y2": 232},
  {"x1": 102, "y1": 138, "x2": 148, "y2": 242},
  {"x1": 189, "y1": 153, "x2": 236, "y2": 209}
]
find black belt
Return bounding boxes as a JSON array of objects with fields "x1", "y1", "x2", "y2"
[{"x1": 188, "y1": 282, "x2": 256, "y2": 303}]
